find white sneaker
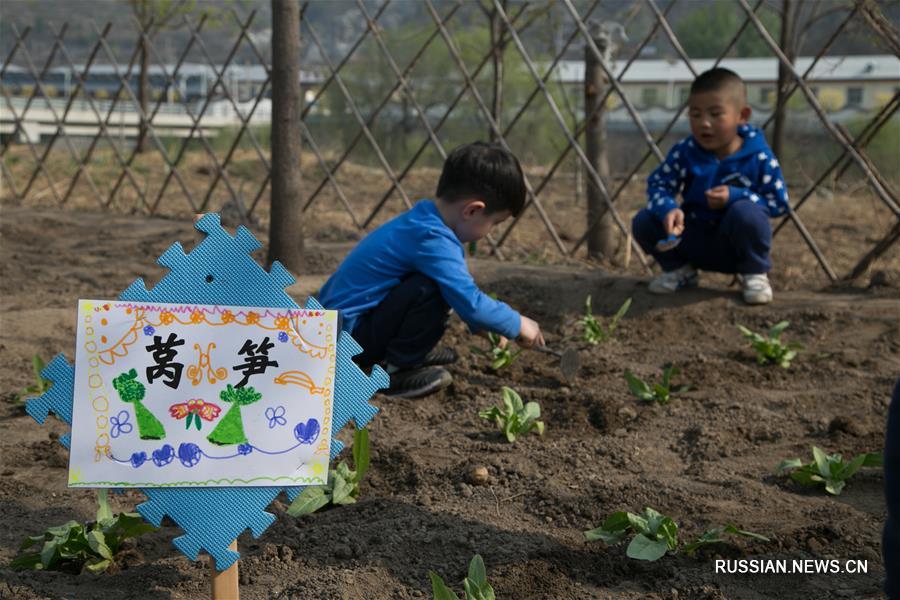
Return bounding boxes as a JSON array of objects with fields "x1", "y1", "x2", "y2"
[
  {"x1": 738, "y1": 273, "x2": 773, "y2": 305},
  {"x1": 648, "y1": 264, "x2": 699, "y2": 294}
]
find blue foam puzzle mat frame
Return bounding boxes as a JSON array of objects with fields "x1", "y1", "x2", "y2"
[{"x1": 26, "y1": 214, "x2": 388, "y2": 570}]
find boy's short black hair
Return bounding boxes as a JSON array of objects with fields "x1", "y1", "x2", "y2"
[
  {"x1": 436, "y1": 142, "x2": 526, "y2": 217},
  {"x1": 690, "y1": 67, "x2": 747, "y2": 105}
]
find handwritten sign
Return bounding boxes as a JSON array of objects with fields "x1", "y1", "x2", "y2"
[{"x1": 68, "y1": 300, "x2": 336, "y2": 488}]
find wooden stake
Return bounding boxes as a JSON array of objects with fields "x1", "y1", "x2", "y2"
[{"x1": 211, "y1": 540, "x2": 239, "y2": 600}]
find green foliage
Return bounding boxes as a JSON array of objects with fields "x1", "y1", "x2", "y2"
[
  {"x1": 674, "y1": 2, "x2": 780, "y2": 59},
  {"x1": 478, "y1": 387, "x2": 544, "y2": 443},
  {"x1": 14, "y1": 354, "x2": 53, "y2": 405},
  {"x1": 287, "y1": 428, "x2": 371, "y2": 517},
  {"x1": 624, "y1": 366, "x2": 690, "y2": 405},
  {"x1": 429, "y1": 554, "x2": 495, "y2": 600},
  {"x1": 777, "y1": 446, "x2": 883, "y2": 496},
  {"x1": 470, "y1": 332, "x2": 522, "y2": 371},
  {"x1": 584, "y1": 507, "x2": 678, "y2": 561},
  {"x1": 845, "y1": 115, "x2": 900, "y2": 186},
  {"x1": 682, "y1": 524, "x2": 771, "y2": 554},
  {"x1": 11, "y1": 491, "x2": 155, "y2": 573},
  {"x1": 584, "y1": 507, "x2": 768, "y2": 561},
  {"x1": 211, "y1": 125, "x2": 272, "y2": 157},
  {"x1": 309, "y1": 17, "x2": 577, "y2": 168},
  {"x1": 130, "y1": 0, "x2": 226, "y2": 32},
  {"x1": 738, "y1": 321, "x2": 804, "y2": 368},
  {"x1": 579, "y1": 296, "x2": 631, "y2": 344}
]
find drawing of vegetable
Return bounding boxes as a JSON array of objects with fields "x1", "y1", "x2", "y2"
[
  {"x1": 112, "y1": 369, "x2": 166, "y2": 440},
  {"x1": 206, "y1": 384, "x2": 261, "y2": 446}
]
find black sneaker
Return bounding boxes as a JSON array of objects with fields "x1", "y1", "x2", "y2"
[
  {"x1": 384, "y1": 366, "x2": 453, "y2": 399},
  {"x1": 421, "y1": 346, "x2": 459, "y2": 367}
]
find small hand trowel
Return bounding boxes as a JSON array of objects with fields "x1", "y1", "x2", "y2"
[
  {"x1": 656, "y1": 233, "x2": 681, "y2": 252},
  {"x1": 535, "y1": 345, "x2": 581, "y2": 383}
]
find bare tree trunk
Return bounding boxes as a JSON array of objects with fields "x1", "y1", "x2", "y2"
[
  {"x1": 584, "y1": 26, "x2": 614, "y2": 260},
  {"x1": 268, "y1": 0, "x2": 304, "y2": 273},
  {"x1": 489, "y1": 0, "x2": 506, "y2": 143},
  {"x1": 773, "y1": 0, "x2": 798, "y2": 158},
  {"x1": 136, "y1": 35, "x2": 150, "y2": 153}
]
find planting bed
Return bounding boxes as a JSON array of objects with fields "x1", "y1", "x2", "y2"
[{"x1": 0, "y1": 203, "x2": 897, "y2": 599}]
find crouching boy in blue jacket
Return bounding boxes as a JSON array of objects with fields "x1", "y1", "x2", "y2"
[
  {"x1": 318, "y1": 142, "x2": 545, "y2": 398},
  {"x1": 632, "y1": 67, "x2": 790, "y2": 304}
]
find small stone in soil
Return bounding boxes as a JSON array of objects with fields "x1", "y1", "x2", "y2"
[
  {"x1": 468, "y1": 465, "x2": 490, "y2": 485},
  {"x1": 618, "y1": 406, "x2": 637, "y2": 420}
]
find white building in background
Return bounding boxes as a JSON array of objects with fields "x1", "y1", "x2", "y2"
[{"x1": 555, "y1": 55, "x2": 899, "y2": 126}]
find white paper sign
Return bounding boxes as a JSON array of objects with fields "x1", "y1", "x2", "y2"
[{"x1": 68, "y1": 300, "x2": 336, "y2": 488}]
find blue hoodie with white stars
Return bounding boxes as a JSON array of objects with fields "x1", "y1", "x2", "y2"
[{"x1": 646, "y1": 123, "x2": 789, "y2": 222}]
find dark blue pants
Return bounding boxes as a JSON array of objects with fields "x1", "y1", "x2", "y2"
[
  {"x1": 884, "y1": 380, "x2": 900, "y2": 598},
  {"x1": 632, "y1": 201, "x2": 772, "y2": 274},
  {"x1": 350, "y1": 273, "x2": 450, "y2": 369}
]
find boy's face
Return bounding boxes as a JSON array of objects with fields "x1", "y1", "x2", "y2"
[
  {"x1": 455, "y1": 200, "x2": 511, "y2": 244},
  {"x1": 688, "y1": 90, "x2": 751, "y2": 157}
]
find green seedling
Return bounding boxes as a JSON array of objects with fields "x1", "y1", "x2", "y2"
[
  {"x1": 579, "y1": 296, "x2": 631, "y2": 344},
  {"x1": 429, "y1": 554, "x2": 495, "y2": 600},
  {"x1": 14, "y1": 354, "x2": 53, "y2": 405},
  {"x1": 584, "y1": 507, "x2": 679, "y2": 561},
  {"x1": 738, "y1": 321, "x2": 803, "y2": 368},
  {"x1": 624, "y1": 365, "x2": 690, "y2": 405},
  {"x1": 287, "y1": 427, "x2": 371, "y2": 516},
  {"x1": 682, "y1": 524, "x2": 771, "y2": 554},
  {"x1": 777, "y1": 446, "x2": 883, "y2": 496},
  {"x1": 470, "y1": 332, "x2": 522, "y2": 371},
  {"x1": 11, "y1": 490, "x2": 156, "y2": 573},
  {"x1": 478, "y1": 386, "x2": 544, "y2": 443},
  {"x1": 584, "y1": 507, "x2": 768, "y2": 561}
]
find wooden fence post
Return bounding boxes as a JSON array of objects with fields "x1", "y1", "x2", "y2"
[
  {"x1": 583, "y1": 21, "x2": 615, "y2": 260},
  {"x1": 268, "y1": 0, "x2": 304, "y2": 273}
]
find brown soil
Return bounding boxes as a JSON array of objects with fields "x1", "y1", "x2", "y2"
[{"x1": 0, "y1": 199, "x2": 898, "y2": 599}]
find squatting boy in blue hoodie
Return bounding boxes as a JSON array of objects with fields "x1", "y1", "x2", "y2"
[
  {"x1": 632, "y1": 68, "x2": 789, "y2": 304},
  {"x1": 318, "y1": 142, "x2": 545, "y2": 399}
]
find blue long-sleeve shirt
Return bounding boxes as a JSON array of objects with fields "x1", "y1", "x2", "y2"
[
  {"x1": 317, "y1": 200, "x2": 521, "y2": 339},
  {"x1": 646, "y1": 124, "x2": 789, "y2": 222}
]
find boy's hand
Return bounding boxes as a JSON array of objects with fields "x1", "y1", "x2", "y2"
[
  {"x1": 479, "y1": 330, "x2": 509, "y2": 349},
  {"x1": 663, "y1": 208, "x2": 685, "y2": 236},
  {"x1": 705, "y1": 186, "x2": 729, "y2": 210},
  {"x1": 517, "y1": 316, "x2": 545, "y2": 349}
]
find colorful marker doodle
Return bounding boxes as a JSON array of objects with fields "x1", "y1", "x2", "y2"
[
  {"x1": 112, "y1": 369, "x2": 166, "y2": 440},
  {"x1": 186, "y1": 342, "x2": 228, "y2": 386},
  {"x1": 273, "y1": 370, "x2": 328, "y2": 396},
  {"x1": 109, "y1": 410, "x2": 133, "y2": 439},
  {"x1": 169, "y1": 399, "x2": 221, "y2": 431},
  {"x1": 110, "y1": 419, "x2": 321, "y2": 469},
  {"x1": 206, "y1": 385, "x2": 261, "y2": 446},
  {"x1": 69, "y1": 299, "x2": 338, "y2": 488},
  {"x1": 265, "y1": 406, "x2": 287, "y2": 429}
]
